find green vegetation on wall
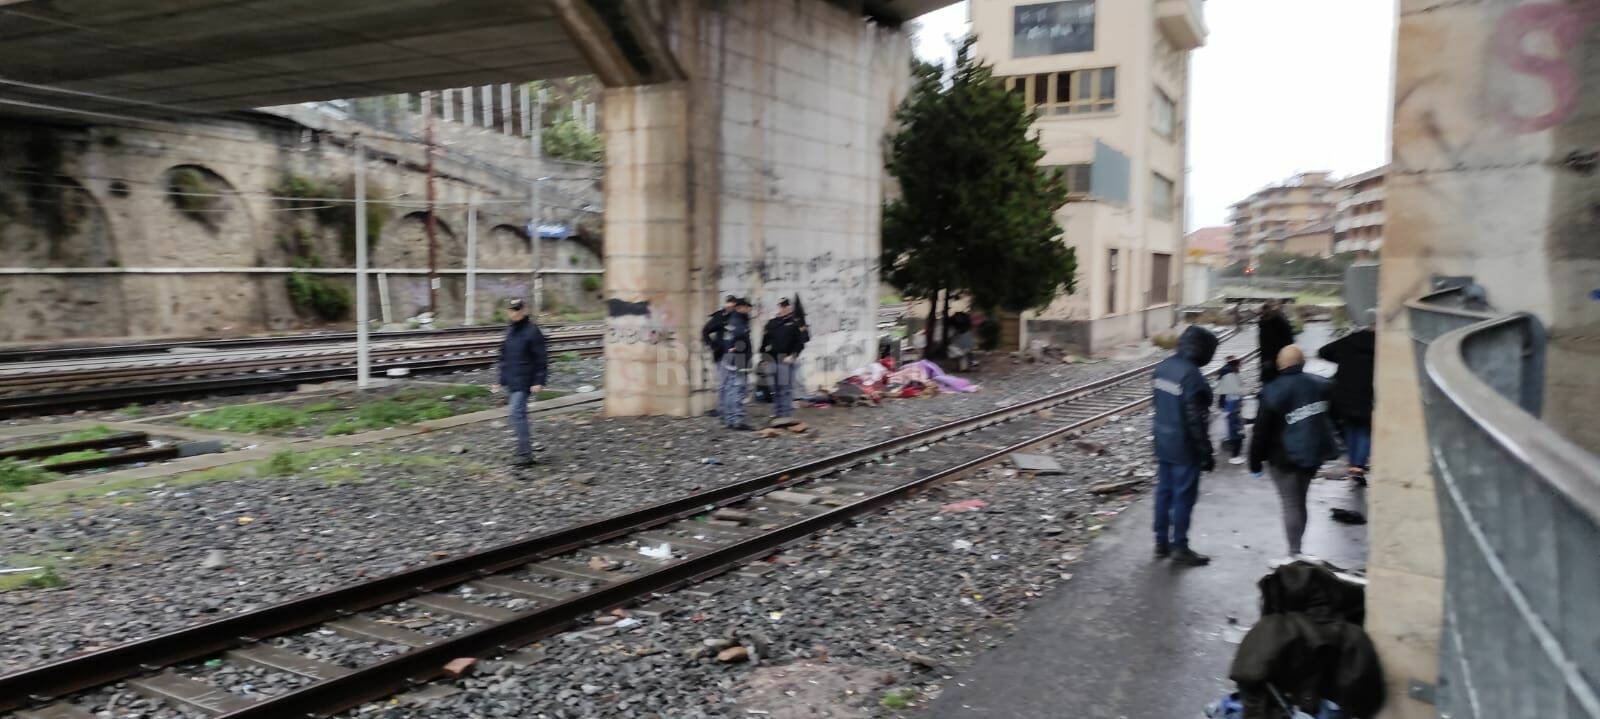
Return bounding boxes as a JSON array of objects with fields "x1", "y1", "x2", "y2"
[
  {"x1": 166, "y1": 166, "x2": 223, "y2": 228},
  {"x1": 271, "y1": 173, "x2": 387, "y2": 262},
  {"x1": 287, "y1": 268, "x2": 351, "y2": 321}
]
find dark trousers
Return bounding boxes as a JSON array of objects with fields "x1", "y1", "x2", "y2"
[
  {"x1": 508, "y1": 389, "x2": 532, "y2": 457},
  {"x1": 1344, "y1": 424, "x2": 1371, "y2": 469},
  {"x1": 1153, "y1": 461, "x2": 1202, "y2": 549},
  {"x1": 1223, "y1": 397, "x2": 1244, "y2": 456},
  {"x1": 1260, "y1": 356, "x2": 1279, "y2": 387},
  {"x1": 771, "y1": 359, "x2": 796, "y2": 417},
  {"x1": 1269, "y1": 464, "x2": 1317, "y2": 555}
]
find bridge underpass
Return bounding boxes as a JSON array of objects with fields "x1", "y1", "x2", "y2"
[{"x1": 0, "y1": 0, "x2": 953, "y2": 416}]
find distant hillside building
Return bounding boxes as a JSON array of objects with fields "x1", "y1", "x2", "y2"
[
  {"x1": 1334, "y1": 165, "x2": 1385, "y2": 257},
  {"x1": 1226, "y1": 171, "x2": 1342, "y2": 263}
]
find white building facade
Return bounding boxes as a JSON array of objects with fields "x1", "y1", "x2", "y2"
[{"x1": 971, "y1": 0, "x2": 1205, "y2": 352}]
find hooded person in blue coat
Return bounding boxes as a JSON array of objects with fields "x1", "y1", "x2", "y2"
[{"x1": 1151, "y1": 325, "x2": 1220, "y2": 566}]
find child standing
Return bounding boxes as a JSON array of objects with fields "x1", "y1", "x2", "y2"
[{"x1": 1215, "y1": 355, "x2": 1247, "y2": 464}]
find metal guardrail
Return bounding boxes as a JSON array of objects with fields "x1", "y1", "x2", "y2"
[{"x1": 1406, "y1": 279, "x2": 1600, "y2": 718}]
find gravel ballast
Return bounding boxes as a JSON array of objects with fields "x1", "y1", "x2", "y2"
[{"x1": 2, "y1": 344, "x2": 1192, "y2": 717}]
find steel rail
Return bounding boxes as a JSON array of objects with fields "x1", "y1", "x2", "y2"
[
  {"x1": 0, "y1": 306, "x2": 907, "y2": 364},
  {"x1": 0, "y1": 431, "x2": 150, "y2": 461},
  {"x1": 0, "y1": 328, "x2": 1241, "y2": 715},
  {"x1": 0, "y1": 340, "x2": 603, "y2": 416}
]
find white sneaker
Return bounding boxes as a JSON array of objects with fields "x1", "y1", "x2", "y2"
[{"x1": 1228, "y1": 456, "x2": 1246, "y2": 465}]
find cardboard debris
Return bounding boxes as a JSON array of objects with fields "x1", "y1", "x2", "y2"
[{"x1": 1010, "y1": 453, "x2": 1064, "y2": 474}]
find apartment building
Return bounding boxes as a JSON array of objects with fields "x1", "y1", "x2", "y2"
[
  {"x1": 1334, "y1": 165, "x2": 1385, "y2": 256},
  {"x1": 971, "y1": 0, "x2": 1205, "y2": 353},
  {"x1": 1226, "y1": 170, "x2": 1342, "y2": 263}
]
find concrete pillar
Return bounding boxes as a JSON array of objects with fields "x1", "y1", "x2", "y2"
[
  {"x1": 1371, "y1": 1, "x2": 1600, "y2": 716},
  {"x1": 561, "y1": 0, "x2": 912, "y2": 416}
]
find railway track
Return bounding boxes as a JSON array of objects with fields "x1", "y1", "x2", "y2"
[
  {"x1": 0, "y1": 329, "x2": 1250, "y2": 719},
  {"x1": 0, "y1": 307, "x2": 908, "y2": 416}
]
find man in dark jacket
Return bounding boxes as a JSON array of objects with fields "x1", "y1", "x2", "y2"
[
  {"x1": 1151, "y1": 325, "x2": 1219, "y2": 566},
  {"x1": 760, "y1": 297, "x2": 809, "y2": 422},
  {"x1": 1318, "y1": 328, "x2": 1375, "y2": 482},
  {"x1": 1249, "y1": 345, "x2": 1340, "y2": 558},
  {"x1": 716, "y1": 298, "x2": 755, "y2": 431},
  {"x1": 497, "y1": 298, "x2": 548, "y2": 467},
  {"x1": 701, "y1": 295, "x2": 739, "y2": 417},
  {"x1": 701, "y1": 295, "x2": 739, "y2": 364},
  {"x1": 1257, "y1": 302, "x2": 1296, "y2": 388}
]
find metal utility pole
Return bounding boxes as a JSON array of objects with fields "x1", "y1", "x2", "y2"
[
  {"x1": 423, "y1": 90, "x2": 440, "y2": 316},
  {"x1": 354, "y1": 136, "x2": 371, "y2": 388},
  {"x1": 465, "y1": 191, "x2": 478, "y2": 325},
  {"x1": 528, "y1": 88, "x2": 545, "y2": 315}
]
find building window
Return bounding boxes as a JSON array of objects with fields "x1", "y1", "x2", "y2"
[
  {"x1": 1002, "y1": 68, "x2": 1116, "y2": 115},
  {"x1": 1107, "y1": 248, "x2": 1120, "y2": 314},
  {"x1": 1013, "y1": 1, "x2": 1095, "y2": 57},
  {"x1": 1152, "y1": 88, "x2": 1176, "y2": 138},
  {"x1": 1151, "y1": 172, "x2": 1176, "y2": 220},
  {"x1": 1150, "y1": 252, "x2": 1172, "y2": 304},
  {"x1": 1046, "y1": 163, "x2": 1093, "y2": 199}
]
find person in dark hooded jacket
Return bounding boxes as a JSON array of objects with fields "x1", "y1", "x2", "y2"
[
  {"x1": 1250, "y1": 346, "x2": 1339, "y2": 559},
  {"x1": 1151, "y1": 325, "x2": 1219, "y2": 566},
  {"x1": 1318, "y1": 328, "x2": 1375, "y2": 482},
  {"x1": 1257, "y1": 302, "x2": 1296, "y2": 388}
]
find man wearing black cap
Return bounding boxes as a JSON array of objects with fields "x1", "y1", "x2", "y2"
[
  {"x1": 497, "y1": 298, "x2": 548, "y2": 466},
  {"x1": 716, "y1": 297, "x2": 755, "y2": 431},
  {"x1": 701, "y1": 295, "x2": 740, "y2": 417},
  {"x1": 761, "y1": 297, "x2": 809, "y2": 423}
]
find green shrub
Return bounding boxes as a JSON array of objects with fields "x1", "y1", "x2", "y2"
[
  {"x1": 581, "y1": 274, "x2": 602, "y2": 293},
  {"x1": 0, "y1": 459, "x2": 55, "y2": 492},
  {"x1": 182, "y1": 405, "x2": 312, "y2": 433},
  {"x1": 287, "y1": 272, "x2": 351, "y2": 321}
]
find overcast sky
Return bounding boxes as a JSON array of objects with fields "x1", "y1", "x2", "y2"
[{"x1": 911, "y1": 0, "x2": 1396, "y2": 229}]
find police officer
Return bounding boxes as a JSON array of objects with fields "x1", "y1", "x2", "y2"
[
  {"x1": 701, "y1": 295, "x2": 739, "y2": 416},
  {"x1": 717, "y1": 298, "x2": 755, "y2": 431},
  {"x1": 1249, "y1": 345, "x2": 1340, "y2": 560},
  {"x1": 497, "y1": 298, "x2": 548, "y2": 467},
  {"x1": 1151, "y1": 325, "x2": 1219, "y2": 566},
  {"x1": 760, "y1": 297, "x2": 810, "y2": 423}
]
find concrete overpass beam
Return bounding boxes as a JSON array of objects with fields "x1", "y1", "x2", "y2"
[{"x1": 576, "y1": 0, "x2": 912, "y2": 416}]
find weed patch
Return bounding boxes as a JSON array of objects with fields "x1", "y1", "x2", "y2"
[
  {"x1": 880, "y1": 688, "x2": 918, "y2": 710},
  {"x1": 0, "y1": 566, "x2": 66, "y2": 592},
  {"x1": 0, "y1": 459, "x2": 55, "y2": 492},
  {"x1": 181, "y1": 405, "x2": 312, "y2": 433},
  {"x1": 40, "y1": 449, "x2": 107, "y2": 466}
]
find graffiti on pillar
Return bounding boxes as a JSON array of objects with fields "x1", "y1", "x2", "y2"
[
  {"x1": 606, "y1": 297, "x2": 679, "y2": 345},
  {"x1": 1490, "y1": 1, "x2": 1600, "y2": 133}
]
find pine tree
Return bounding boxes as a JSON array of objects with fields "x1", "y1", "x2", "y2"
[{"x1": 881, "y1": 41, "x2": 1077, "y2": 351}]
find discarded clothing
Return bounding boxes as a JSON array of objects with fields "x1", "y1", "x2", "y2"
[{"x1": 1229, "y1": 562, "x2": 1383, "y2": 718}]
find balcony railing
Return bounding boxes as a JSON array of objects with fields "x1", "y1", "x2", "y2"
[{"x1": 1406, "y1": 280, "x2": 1600, "y2": 717}]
